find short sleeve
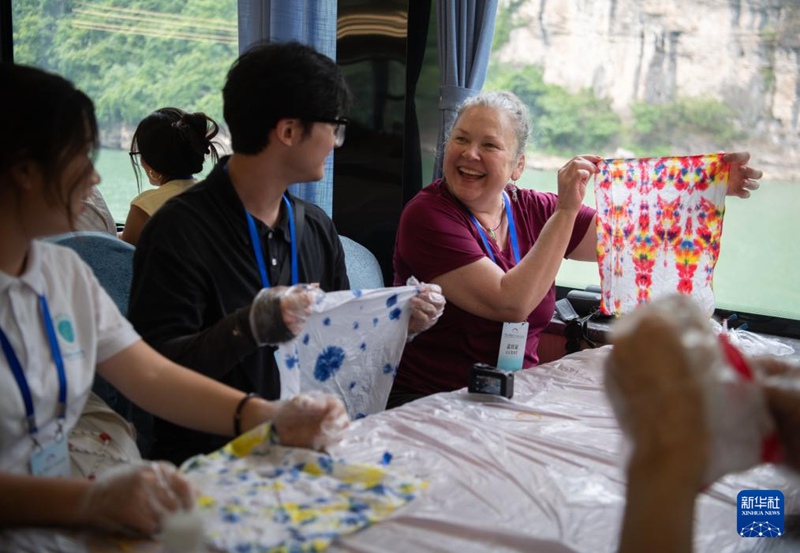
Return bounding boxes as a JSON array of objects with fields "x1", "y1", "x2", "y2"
[
  {"x1": 567, "y1": 204, "x2": 596, "y2": 257},
  {"x1": 394, "y1": 189, "x2": 486, "y2": 285}
]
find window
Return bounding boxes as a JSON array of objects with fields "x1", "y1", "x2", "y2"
[
  {"x1": 12, "y1": 0, "x2": 238, "y2": 223},
  {"x1": 485, "y1": 0, "x2": 800, "y2": 322}
]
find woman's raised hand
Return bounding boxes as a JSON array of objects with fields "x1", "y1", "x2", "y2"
[
  {"x1": 556, "y1": 155, "x2": 601, "y2": 213},
  {"x1": 723, "y1": 152, "x2": 762, "y2": 199}
]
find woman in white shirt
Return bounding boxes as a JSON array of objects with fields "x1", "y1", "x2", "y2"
[{"x1": 0, "y1": 63, "x2": 347, "y2": 539}]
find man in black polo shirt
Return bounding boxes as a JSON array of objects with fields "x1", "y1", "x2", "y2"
[{"x1": 129, "y1": 41, "x2": 444, "y2": 464}]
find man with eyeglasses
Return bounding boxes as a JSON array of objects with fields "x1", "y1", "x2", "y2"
[{"x1": 128, "y1": 41, "x2": 444, "y2": 464}]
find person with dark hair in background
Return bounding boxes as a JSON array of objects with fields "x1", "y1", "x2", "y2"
[
  {"x1": 0, "y1": 63, "x2": 348, "y2": 547},
  {"x1": 128, "y1": 41, "x2": 444, "y2": 465},
  {"x1": 120, "y1": 107, "x2": 220, "y2": 245}
]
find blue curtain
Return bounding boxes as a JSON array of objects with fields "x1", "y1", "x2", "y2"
[
  {"x1": 433, "y1": 0, "x2": 498, "y2": 181},
  {"x1": 237, "y1": 0, "x2": 338, "y2": 215}
]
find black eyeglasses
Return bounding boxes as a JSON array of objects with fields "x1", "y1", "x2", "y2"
[{"x1": 311, "y1": 117, "x2": 348, "y2": 147}]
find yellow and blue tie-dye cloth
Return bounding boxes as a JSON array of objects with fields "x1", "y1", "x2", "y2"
[{"x1": 180, "y1": 423, "x2": 427, "y2": 552}]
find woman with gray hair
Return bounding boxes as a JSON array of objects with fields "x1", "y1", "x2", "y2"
[{"x1": 389, "y1": 90, "x2": 761, "y2": 407}]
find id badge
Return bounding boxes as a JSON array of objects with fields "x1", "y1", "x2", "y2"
[
  {"x1": 497, "y1": 322, "x2": 528, "y2": 372},
  {"x1": 30, "y1": 436, "x2": 70, "y2": 477}
]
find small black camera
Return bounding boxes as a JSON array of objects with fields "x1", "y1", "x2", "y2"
[{"x1": 468, "y1": 363, "x2": 514, "y2": 398}]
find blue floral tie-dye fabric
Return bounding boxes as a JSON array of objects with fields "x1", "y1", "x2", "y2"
[{"x1": 276, "y1": 287, "x2": 417, "y2": 419}]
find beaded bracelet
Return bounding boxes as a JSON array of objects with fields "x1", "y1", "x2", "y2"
[{"x1": 233, "y1": 392, "x2": 259, "y2": 436}]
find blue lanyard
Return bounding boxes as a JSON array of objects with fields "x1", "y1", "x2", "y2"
[
  {"x1": 245, "y1": 196, "x2": 298, "y2": 287},
  {"x1": 223, "y1": 161, "x2": 299, "y2": 287},
  {"x1": 469, "y1": 191, "x2": 521, "y2": 265},
  {"x1": 0, "y1": 295, "x2": 67, "y2": 437}
]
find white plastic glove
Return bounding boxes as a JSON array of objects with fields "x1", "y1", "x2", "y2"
[
  {"x1": 272, "y1": 392, "x2": 350, "y2": 451},
  {"x1": 406, "y1": 276, "x2": 446, "y2": 340},
  {"x1": 76, "y1": 461, "x2": 194, "y2": 536},
  {"x1": 249, "y1": 284, "x2": 324, "y2": 346}
]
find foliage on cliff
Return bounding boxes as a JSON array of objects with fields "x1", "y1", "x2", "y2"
[
  {"x1": 486, "y1": 63, "x2": 622, "y2": 154},
  {"x1": 12, "y1": 0, "x2": 236, "y2": 141}
]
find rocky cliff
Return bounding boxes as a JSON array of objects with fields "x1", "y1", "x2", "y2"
[{"x1": 495, "y1": 0, "x2": 799, "y2": 179}]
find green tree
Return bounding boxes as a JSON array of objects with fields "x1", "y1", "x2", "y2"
[
  {"x1": 492, "y1": 0, "x2": 528, "y2": 52},
  {"x1": 537, "y1": 88, "x2": 621, "y2": 154},
  {"x1": 630, "y1": 97, "x2": 743, "y2": 155},
  {"x1": 13, "y1": 0, "x2": 237, "y2": 146},
  {"x1": 486, "y1": 63, "x2": 621, "y2": 155},
  {"x1": 486, "y1": 63, "x2": 550, "y2": 123}
]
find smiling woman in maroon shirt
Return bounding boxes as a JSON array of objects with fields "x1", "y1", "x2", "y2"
[
  {"x1": 391, "y1": 92, "x2": 596, "y2": 405},
  {"x1": 390, "y1": 91, "x2": 761, "y2": 407}
]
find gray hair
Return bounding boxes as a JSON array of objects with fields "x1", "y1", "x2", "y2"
[{"x1": 449, "y1": 91, "x2": 531, "y2": 158}]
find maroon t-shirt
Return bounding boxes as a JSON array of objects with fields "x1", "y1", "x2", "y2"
[{"x1": 393, "y1": 179, "x2": 596, "y2": 395}]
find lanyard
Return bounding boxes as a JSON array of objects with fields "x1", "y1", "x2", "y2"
[
  {"x1": 245, "y1": 196, "x2": 298, "y2": 287},
  {"x1": 469, "y1": 191, "x2": 521, "y2": 265},
  {"x1": 0, "y1": 295, "x2": 67, "y2": 437},
  {"x1": 223, "y1": 161, "x2": 299, "y2": 287}
]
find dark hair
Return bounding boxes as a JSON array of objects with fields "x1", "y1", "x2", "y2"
[
  {"x1": 223, "y1": 41, "x2": 352, "y2": 155},
  {"x1": 130, "y1": 107, "x2": 220, "y2": 191},
  {"x1": 0, "y1": 63, "x2": 99, "y2": 225}
]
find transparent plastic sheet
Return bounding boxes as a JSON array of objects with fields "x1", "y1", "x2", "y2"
[
  {"x1": 709, "y1": 318, "x2": 795, "y2": 357},
  {"x1": 326, "y1": 347, "x2": 797, "y2": 553},
  {"x1": 328, "y1": 348, "x2": 620, "y2": 553}
]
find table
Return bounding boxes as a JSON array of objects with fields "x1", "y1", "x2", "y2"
[
  {"x1": 325, "y1": 347, "x2": 800, "y2": 552},
  {"x1": 36, "y1": 346, "x2": 800, "y2": 552}
]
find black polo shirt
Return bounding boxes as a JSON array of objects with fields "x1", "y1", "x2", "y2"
[{"x1": 129, "y1": 157, "x2": 349, "y2": 463}]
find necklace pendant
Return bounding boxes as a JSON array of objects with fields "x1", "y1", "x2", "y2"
[{"x1": 489, "y1": 229, "x2": 496, "y2": 241}]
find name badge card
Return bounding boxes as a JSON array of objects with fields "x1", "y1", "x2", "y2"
[
  {"x1": 30, "y1": 436, "x2": 70, "y2": 478},
  {"x1": 497, "y1": 322, "x2": 528, "y2": 372}
]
